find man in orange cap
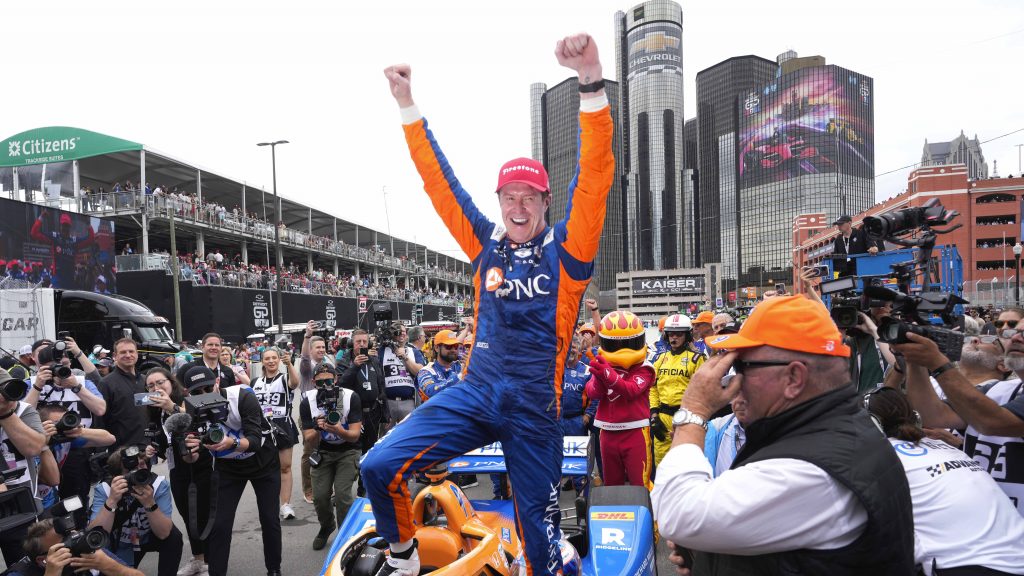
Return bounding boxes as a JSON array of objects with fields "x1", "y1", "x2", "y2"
[
  {"x1": 651, "y1": 295, "x2": 914, "y2": 575},
  {"x1": 691, "y1": 311, "x2": 716, "y2": 356}
]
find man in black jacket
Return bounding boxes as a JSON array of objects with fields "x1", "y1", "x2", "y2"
[
  {"x1": 339, "y1": 329, "x2": 389, "y2": 497},
  {"x1": 651, "y1": 295, "x2": 914, "y2": 576},
  {"x1": 175, "y1": 333, "x2": 235, "y2": 390},
  {"x1": 831, "y1": 215, "x2": 884, "y2": 276}
]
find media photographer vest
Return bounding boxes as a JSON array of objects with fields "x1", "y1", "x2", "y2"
[
  {"x1": 962, "y1": 378, "x2": 1024, "y2": 515},
  {"x1": 208, "y1": 386, "x2": 277, "y2": 477},
  {"x1": 302, "y1": 388, "x2": 359, "y2": 451},
  {"x1": 380, "y1": 345, "x2": 418, "y2": 422}
]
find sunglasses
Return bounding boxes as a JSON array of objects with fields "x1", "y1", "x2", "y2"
[
  {"x1": 732, "y1": 359, "x2": 797, "y2": 374},
  {"x1": 994, "y1": 319, "x2": 1019, "y2": 329},
  {"x1": 862, "y1": 385, "x2": 900, "y2": 409}
]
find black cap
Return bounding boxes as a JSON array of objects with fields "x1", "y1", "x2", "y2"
[
  {"x1": 833, "y1": 215, "x2": 852, "y2": 225},
  {"x1": 184, "y1": 366, "x2": 217, "y2": 391},
  {"x1": 314, "y1": 363, "x2": 337, "y2": 377}
]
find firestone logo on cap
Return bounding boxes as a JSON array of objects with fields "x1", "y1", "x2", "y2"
[
  {"x1": 710, "y1": 336, "x2": 730, "y2": 345},
  {"x1": 501, "y1": 164, "x2": 541, "y2": 176}
]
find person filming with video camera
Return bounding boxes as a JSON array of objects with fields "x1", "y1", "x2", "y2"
[
  {"x1": 178, "y1": 365, "x2": 281, "y2": 576},
  {"x1": 85, "y1": 446, "x2": 182, "y2": 575}
]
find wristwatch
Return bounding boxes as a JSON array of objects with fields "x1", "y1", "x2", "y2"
[{"x1": 672, "y1": 408, "x2": 708, "y2": 432}]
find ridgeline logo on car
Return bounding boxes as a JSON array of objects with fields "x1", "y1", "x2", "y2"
[{"x1": 7, "y1": 137, "x2": 80, "y2": 158}]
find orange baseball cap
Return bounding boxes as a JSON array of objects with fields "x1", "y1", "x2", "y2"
[
  {"x1": 706, "y1": 295, "x2": 850, "y2": 357},
  {"x1": 694, "y1": 311, "x2": 715, "y2": 325},
  {"x1": 432, "y1": 330, "x2": 460, "y2": 347},
  {"x1": 577, "y1": 322, "x2": 596, "y2": 335}
]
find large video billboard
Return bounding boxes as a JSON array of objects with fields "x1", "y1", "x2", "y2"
[
  {"x1": 0, "y1": 197, "x2": 116, "y2": 292},
  {"x1": 738, "y1": 66, "x2": 873, "y2": 187}
]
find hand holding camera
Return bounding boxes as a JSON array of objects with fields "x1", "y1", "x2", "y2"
[
  {"x1": 316, "y1": 416, "x2": 346, "y2": 436},
  {"x1": 105, "y1": 475, "x2": 129, "y2": 508},
  {"x1": 44, "y1": 542, "x2": 73, "y2": 575}
]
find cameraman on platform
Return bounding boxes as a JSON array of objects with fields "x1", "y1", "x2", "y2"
[
  {"x1": 300, "y1": 364, "x2": 362, "y2": 551},
  {"x1": 379, "y1": 321, "x2": 424, "y2": 425},
  {"x1": 86, "y1": 447, "x2": 182, "y2": 575},
  {"x1": 182, "y1": 366, "x2": 282, "y2": 576}
]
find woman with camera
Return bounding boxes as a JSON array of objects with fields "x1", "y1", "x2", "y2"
[
  {"x1": 250, "y1": 347, "x2": 301, "y2": 521},
  {"x1": 865, "y1": 387, "x2": 1024, "y2": 575},
  {"x1": 143, "y1": 367, "x2": 211, "y2": 576},
  {"x1": 181, "y1": 366, "x2": 281, "y2": 576}
]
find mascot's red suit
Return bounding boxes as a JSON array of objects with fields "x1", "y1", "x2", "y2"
[{"x1": 585, "y1": 310, "x2": 655, "y2": 487}]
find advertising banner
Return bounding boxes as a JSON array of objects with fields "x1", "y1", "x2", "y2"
[
  {"x1": 0, "y1": 127, "x2": 142, "y2": 167},
  {"x1": 738, "y1": 66, "x2": 873, "y2": 187},
  {"x1": 0, "y1": 197, "x2": 116, "y2": 292},
  {"x1": 631, "y1": 276, "x2": 704, "y2": 295}
]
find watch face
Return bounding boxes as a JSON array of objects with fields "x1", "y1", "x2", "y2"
[{"x1": 672, "y1": 409, "x2": 690, "y2": 426}]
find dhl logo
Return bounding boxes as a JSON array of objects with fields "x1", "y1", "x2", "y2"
[
  {"x1": 590, "y1": 511, "x2": 635, "y2": 520},
  {"x1": 629, "y1": 32, "x2": 679, "y2": 54}
]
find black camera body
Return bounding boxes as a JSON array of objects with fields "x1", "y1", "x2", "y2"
[
  {"x1": 52, "y1": 496, "x2": 108, "y2": 556},
  {"x1": 865, "y1": 285, "x2": 966, "y2": 362},
  {"x1": 317, "y1": 385, "x2": 342, "y2": 425},
  {"x1": 185, "y1": 392, "x2": 230, "y2": 446},
  {"x1": 371, "y1": 302, "x2": 399, "y2": 351},
  {"x1": 829, "y1": 297, "x2": 862, "y2": 330},
  {"x1": 49, "y1": 411, "x2": 82, "y2": 445},
  {"x1": 120, "y1": 445, "x2": 156, "y2": 489}
]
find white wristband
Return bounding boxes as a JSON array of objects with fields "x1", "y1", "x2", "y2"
[
  {"x1": 400, "y1": 105, "x2": 423, "y2": 125},
  {"x1": 580, "y1": 94, "x2": 609, "y2": 113}
]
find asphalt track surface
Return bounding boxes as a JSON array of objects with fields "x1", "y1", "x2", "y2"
[{"x1": 139, "y1": 437, "x2": 678, "y2": 575}]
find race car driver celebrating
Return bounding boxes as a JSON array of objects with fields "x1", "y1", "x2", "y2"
[
  {"x1": 586, "y1": 311, "x2": 656, "y2": 488},
  {"x1": 363, "y1": 32, "x2": 614, "y2": 576}
]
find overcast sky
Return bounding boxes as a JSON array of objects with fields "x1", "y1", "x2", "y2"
[{"x1": 4, "y1": 1, "x2": 1022, "y2": 263}]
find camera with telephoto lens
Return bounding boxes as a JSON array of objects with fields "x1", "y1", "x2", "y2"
[
  {"x1": 52, "y1": 496, "x2": 109, "y2": 556},
  {"x1": 36, "y1": 341, "x2": 73, "y2": 386},
  {"x1": 865, "y1": 285, "x2": 966, "y2": 362},
  {"x1": 49, "y1": 411, "x2": 81, "y2": 444},
  {"x1": 0, "y1": 373, "x2": 28, "y2": 402},
  {"x1": 185, "y1": 392, "x2": 229, "y2": 445},
  {"x1": 863, "y1": 201, "x2": 958, "y2": 241},
  {"x1": 120, "y1": 445, "x2": 156, "y2": 489}
]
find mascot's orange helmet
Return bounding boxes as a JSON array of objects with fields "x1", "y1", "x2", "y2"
[{"x1": 598, "y1": 310, "x2": 646, "y2": 368}]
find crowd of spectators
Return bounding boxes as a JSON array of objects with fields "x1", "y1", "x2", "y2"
[{"x1": 977, "y1": 217, "x2": 1015, "y2": 226}]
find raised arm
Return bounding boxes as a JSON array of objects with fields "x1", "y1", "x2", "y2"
[
  {"x1": 553, "y1": 33, "x2": 614, "y2": 266},
  {"x1": 384, "y1": 64, "x2": 494, "y2": 262}
]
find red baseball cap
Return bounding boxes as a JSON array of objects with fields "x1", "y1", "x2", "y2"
[
  {"x1": 706, "y1": 295, "x2": 850, "y2": 357},
  {"x1": 60, "y1": 214, "x2": 72, "y2": 225},
  {"x1": 495, "y1": 157, "x2": 549, "y2": 194}
]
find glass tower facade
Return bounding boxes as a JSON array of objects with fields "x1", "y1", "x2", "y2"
[
  {"x1": 615, "y1": 0, "x2": 684, "y2": 271},
  {"x1": 530, "y1": 78, "x2": 624, "y2": 294},
  {"x1": 694, "y1": 56, "x2": 777, "y2": 273},
  {"x1": 682, "y1": 117, "x2": 697, "y2": 268},
  {"x1": 736, "y1": 64, "x2": 875, "y2": 286}
]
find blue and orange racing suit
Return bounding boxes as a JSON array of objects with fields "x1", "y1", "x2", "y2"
[{"x1": 361, "y1": 99, "x2": 613, "y2": 576}]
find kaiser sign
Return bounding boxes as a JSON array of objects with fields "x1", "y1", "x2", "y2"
[{"x1": 632, "y1": 276, "x2": 704, "y2": 295}]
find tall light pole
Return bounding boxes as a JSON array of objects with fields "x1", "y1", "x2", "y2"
[
  {"x1": 257, "y1": 140, "x2": 289, "y2": 338},
  {"x1": 1014, "y1": 242, "x2": 1022, "y2": 306}
]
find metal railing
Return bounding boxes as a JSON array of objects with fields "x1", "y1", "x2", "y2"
[
  {"x1": 75, "y1": 191, "x2": 472, "y2": 284},
  {"x1": 116, "y1": 254, "x2": 470, "y2": 307}
]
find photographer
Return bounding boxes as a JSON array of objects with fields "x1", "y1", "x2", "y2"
[
  {"x1": 148, "y1": 368, "x2": 210, "y2": 576},
  {"x1": 339, "y1": 329, "x2": 388, "y2": 497},
  {"x1": 86, "y1": 447, "x2": 183, "y2": 575},
  {"x1": 300, "y1": 364, "x2": 361, "y2": 551},
  {"x1": 184, "y1": 366, "x2": 282, "y2": 576},
  {"x1": 0, "y1": 367, "x2": 48, "y2": 565},
  {"x1": 28, "y1": 338, "x2": 107, "y2": 524},
  {"x1": 298, "y1": 321, "x2": 334, "y2": 504},
  {"x1": 831, "y1": 215, "x2": 884, "y2": 277},
  {"x1": 4, "y1": 518, "x2": 143, "y2": 576},
  {"x1": 379, "y1": 321, "x2": 424, "y2": 425},
  {"x1": 37, "y1": 404, "x2": 115, "y2": 511},
  {"x1": 895, "y1": 308, "x2": 1024, "y2": 515}
]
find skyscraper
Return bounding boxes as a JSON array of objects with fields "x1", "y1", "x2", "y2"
[
  {"x1": 694, "y1": 56, "x2": 777, "y2": 279},
  {"x1": 614, "y1": 0, "x2": 684, "y2": 271},
  {"x1": 736, "y1": 55, "x2": 875, "y2": 286},
  {"x1": 530, "y1": 78, "x2": 623, "y2": 296}
]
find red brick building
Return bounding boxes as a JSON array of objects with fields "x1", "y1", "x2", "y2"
[{"x1": 792, "y1": 165, "x2": 1024, "y2": 293}]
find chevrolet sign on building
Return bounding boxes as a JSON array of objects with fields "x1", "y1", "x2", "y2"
[{"x1": 632, "y1": 276, "x2": 703, "y2": 295}]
